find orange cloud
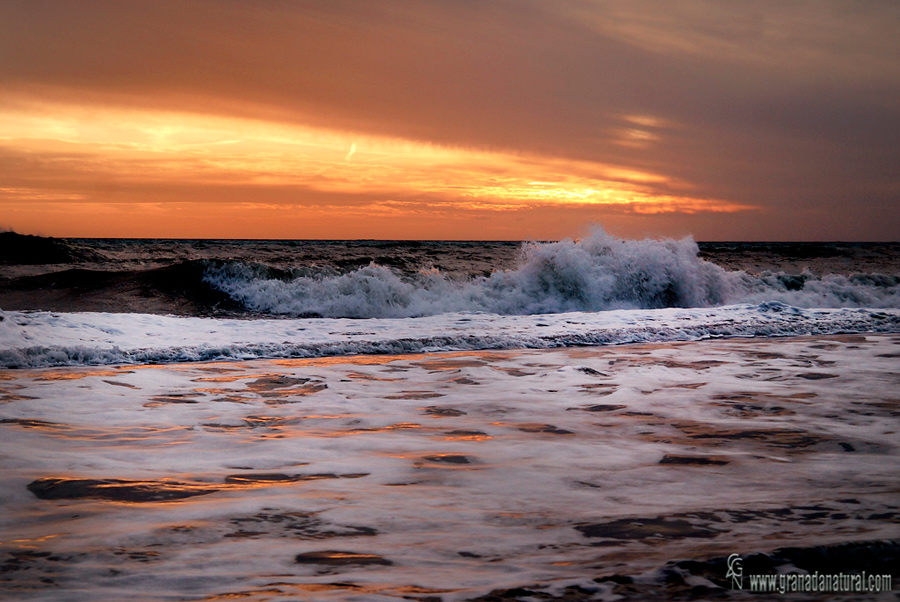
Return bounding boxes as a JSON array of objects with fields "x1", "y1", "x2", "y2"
[{"x1": 0, "y1": 98, "x2": 752, "y2": 238}]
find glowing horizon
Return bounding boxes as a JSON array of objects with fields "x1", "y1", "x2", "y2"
[{"x1": 0, "y1": 98, "x2": 752, "y2": 239}]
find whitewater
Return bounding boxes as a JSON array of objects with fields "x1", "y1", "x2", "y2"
[
  {"x1": 3, "y1": 303, "x2": 900, "y2": 369},
  {"x1": 201, "y1": 231, "x2": 900, "y2": 318}
]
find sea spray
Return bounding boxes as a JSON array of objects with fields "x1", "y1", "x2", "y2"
[
  {"x1": 201, "y1": 229, "x2": 733, "y2": 318},
  {"x1": 202, "y1": 228, "x2": 900, "y2": 318}
]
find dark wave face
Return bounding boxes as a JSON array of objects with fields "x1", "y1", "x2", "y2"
[
  {"x1": 1, "y1": 230, "x2": 898, "y2": 317},
  {"x1": 0, "y1": 232, "x2": 101, "y2": 265},
  {"x1": 0, "y1": 261, "x2": 242, "y2": 316}
]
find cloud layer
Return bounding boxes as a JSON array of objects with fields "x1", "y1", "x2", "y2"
[{"x1": 1, "y1": 0, "x2": 897, "y2": 239}]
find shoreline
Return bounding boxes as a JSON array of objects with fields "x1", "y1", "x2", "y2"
[
  {"x1": 4, "y1": 305, "x2": 900, "y2": 370},
  {"x1": 4, "y1": 330, "x2": 896, "y2": 373}
]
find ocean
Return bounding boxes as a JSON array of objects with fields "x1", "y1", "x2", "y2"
[
  {"x1": 1, "y1": 229, "x2": 898, "y2": 599},
  {"x1": 2, "y1": 230, "x2": 899, "y2": 367}
]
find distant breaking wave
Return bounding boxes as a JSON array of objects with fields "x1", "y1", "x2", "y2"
[{"x1": 203, "y1": 229, "x2": 900, "y2": 318}]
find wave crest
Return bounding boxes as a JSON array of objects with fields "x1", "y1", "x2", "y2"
[{"x1": 203, "y1": 229, "x2": 733, "y2": 318}]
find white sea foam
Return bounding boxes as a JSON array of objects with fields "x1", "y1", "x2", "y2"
[
  {"x1": 202, "y1": 229, "x2": 899, "y2": 318},
  {"x1": 2, "y1": 335, "x2": 898, "y2": 599},
  {"x1": 2, "y1": 303, "x2": 899, "y2": 368}
]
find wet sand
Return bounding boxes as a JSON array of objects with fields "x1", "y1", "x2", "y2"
[{"x1": 1, "y1": 334, "x2": 898, "y2": 600}]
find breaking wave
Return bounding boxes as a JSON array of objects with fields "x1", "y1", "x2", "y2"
[{"x1": 203, "y1": 229, "x2": 900, "y2": 318}]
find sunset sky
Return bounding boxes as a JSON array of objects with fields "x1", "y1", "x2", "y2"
[{"x1": 1, "y1": 1, "x2": 898, "y2": 240}]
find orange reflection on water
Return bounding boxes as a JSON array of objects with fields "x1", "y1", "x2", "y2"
[
  {"x1": 192, "y1": 373, "x2": 284, "y2": 383},
  {"x1": 298, "y1": 414, "x2": 354, "y2": 420},
  {"x1": 438, "y1": 432, "x2": 492, "y2": 442},
  {"x1": 108, "y1": 350, "x2": 522, "y2": 375},
  {"x1": 413, "y1": 359, "x2": 488, "y2": 370},
  {"x1": 1, "y1": 418, "x2": 69, "y2": 431},
  {"x1": 32, "y1": 369, "x2": 132, "y2": 381},
  {"x1": 341, "y1": 422, "x2": 424, "y2": 436},
  {"x1": 200, "y1": 581, "x2": 459, "y2": 600},
  {"x1": 272, "y1": 354, "x2": 417, "y2": 368},
  {"x1": 344, "y1": 371, "x2": 403, "y2": 381},
  {"x1": 9, "y1": 533, "x2": 64, "y2": 546},
  {"x1": 273, "y1": 350, "x2": 519, "y2": 368}
]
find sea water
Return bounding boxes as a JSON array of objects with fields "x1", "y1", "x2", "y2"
[
  {"x1": 1, "y1": 229, "x2": 899, "y2": 599},
  {"x1": 2, "y1": 228, "x2": 899, "y2": 368}
]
